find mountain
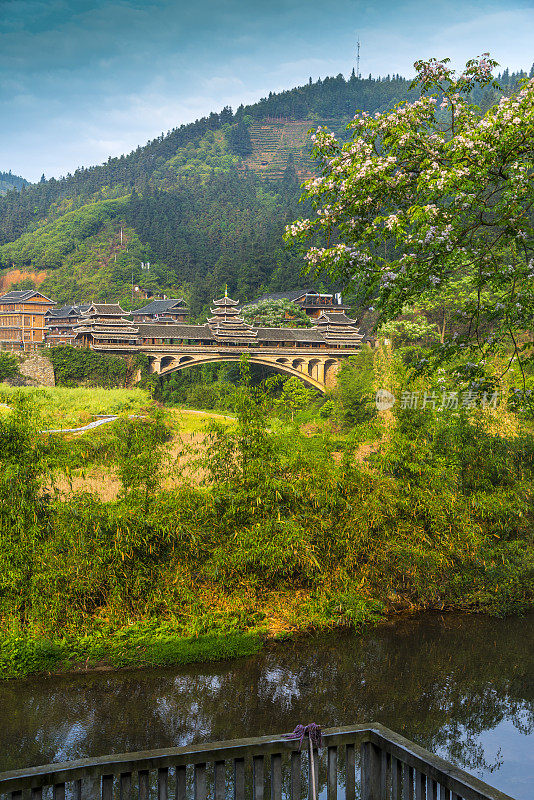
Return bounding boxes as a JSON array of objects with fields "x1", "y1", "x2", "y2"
[
  {"x1": 0, "y1": 171, "x2": 27, "y2": 196},
  {"x1": 0, "y1": 69, "x2": 527, "y2": 314}
]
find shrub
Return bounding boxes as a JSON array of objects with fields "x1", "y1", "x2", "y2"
[
  {"x1": 48, "y1": 346, "x2": 131, "y2": 387},
  {"x1": 0, "y1": 352, "x2": 19, "y2": 381}
]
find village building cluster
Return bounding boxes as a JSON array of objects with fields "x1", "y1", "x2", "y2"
[{"x1": 0, "y1": 288, "x2": 361, "y2": 352}]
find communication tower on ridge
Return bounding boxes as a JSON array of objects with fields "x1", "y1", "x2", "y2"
[{"x1": 356, "y1": 38, "x2": 361, "y2": 79}]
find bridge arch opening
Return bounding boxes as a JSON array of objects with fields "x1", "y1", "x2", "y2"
[
  {"x1": 156, "y1": 356, "x2": 327, "y2": 392},
  {"x1": 160, "y1": 356, "x2": 176, "y2": 371}
]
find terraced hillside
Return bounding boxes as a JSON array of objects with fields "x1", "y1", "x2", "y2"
[{"x1": 243, "y1": 120, "x2": 315, "y2": 180}]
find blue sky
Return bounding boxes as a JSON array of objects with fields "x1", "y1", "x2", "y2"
[{"x1": 1, "y1": 0, "x2": 533, "y2": 182}]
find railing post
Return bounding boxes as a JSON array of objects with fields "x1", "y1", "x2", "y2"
[
  {"x1": 234, "y1": 758, "x2": 245, "y2": 800},
  {"x1": 159, "y1": 768, "x2": 169, "y2": 800},
  {"x1": 253, "y1": 755, "x2": 265, "y2": 800},
  {"x1": 392, "y1": 757, "x2": 402, "y2": 800},
  {"x1": 120, "y1": 772, "x2": 132, "y2": 800},
  {"x1": 415, "y1": 770, "x2": 426, "y2": 800},
  {"x1": 102, "y1": 775, "x2": 114, "y2": 800},
  {"x1": 380, "y1": 752, "x2": 389, "y2": 799},
  {"x1": 215, "y1": 760, "x2": 226, "y2": 800},
  {"x1": 53, "y1": 784, "x2": 65, "y2": 800},
  {"x1": 139, "y1": 770, "x2": 149, "y2": 800},
  {"x1": 176, "y1": 766, "x2": 186, "y2": 800},
  {"x1": 327, "y1": 746, "x2": 337, "y2": 800},
  {"x1": 290, "y1": 751, "x2": 301, "y2": 800},
  {"x1": 194, "y1": 764, "x2": 207, "y2": 800},
  {"x1": 361, "y1": 741, "x2": 382, "y2": 800},
  {"x1": 345, "y1": 744, "x2": 355, "y2": 800},
  {"x1": 271, "y1": 754, "x2": 282, "y2": 800}
]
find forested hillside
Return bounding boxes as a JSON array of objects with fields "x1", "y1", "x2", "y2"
[
  {"x1": 0, "y1": 171, "x2": 27, "y2": 196},
  {"x1": 0, "y1": 68, "x2": 529, "y2": 312}
]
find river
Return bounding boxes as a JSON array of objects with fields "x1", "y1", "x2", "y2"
[{"x1": 1, "y1": 613, "x2": 532, "y2": 799}]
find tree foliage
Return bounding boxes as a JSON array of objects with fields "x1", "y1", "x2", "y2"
[
  {"x1": 241, "y1": 298, "x2": 313, "y2": 327},
  {"x1": 287, "y1": 54, "x2": 534, "y2": 381},
  {"x1": 226, "y1": 120, "x2": 253, "y2": 156},
  {"x1": 0, "y1": 352, "x2": 20, "y2": 381},
  {"x1": 48, "y1": 346, "x2": 135, "y2": 388}
]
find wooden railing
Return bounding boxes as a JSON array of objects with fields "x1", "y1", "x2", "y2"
[{"x1": 0, "y1": 724, "x2": 515, "y2": 800}]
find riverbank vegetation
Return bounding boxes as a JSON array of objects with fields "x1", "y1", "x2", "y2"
[{"x1": 0, "y1": 351, "x2": 533, "y2": 680}]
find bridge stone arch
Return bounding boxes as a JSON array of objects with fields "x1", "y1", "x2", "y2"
[
  {"x1": 160, "y1": 355, "x2": 177, "y2": 371},
  {"x1": 153, "y1": 353, "x2": 329, "y2": 392}
]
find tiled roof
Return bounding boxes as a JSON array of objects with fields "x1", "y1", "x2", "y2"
[
  {"x1": 0, "y1": 289, "x2": 55, "y2": 303},
  {"x1": 137, "y1": 323, "x2": 213, "y2": 338},
  {"x1": 256, "y1": 327, "x2": 325, "y2": 342},
  {"x1": 131, "y1": 299, "x2": 187, "y2": 316},
  {"x1": 135, "y1": 323, "x2": 329, "y2": 343},
  {"x1": 212, "y1": 296, "x2": 239, "y2": 307},
  {"x1": 84, "y1": 303, "x2": 128, "y2": 316},
  {"x1": 243, "y1": 289, "x2": 315, "y2": 305},
  {"x1": 316, "y1": 312, "x2": 357, "y2": 325},
  {"x1": 46, "y1": 305, "x2": 90, "y2": 318}
]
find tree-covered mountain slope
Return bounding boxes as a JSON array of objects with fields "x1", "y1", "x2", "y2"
[
  {"x1": 0, "y1": 68, "x2": 529, "y2": 312},
  {"x1": 0, "y1": 171, "x2": 27, "y2": 196}
]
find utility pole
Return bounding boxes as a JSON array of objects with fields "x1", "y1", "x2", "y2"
[{"x1": 356, "y1": 38, "x2": 361, "y2": 79}]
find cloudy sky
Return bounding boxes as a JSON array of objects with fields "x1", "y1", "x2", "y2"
[{"x1": 2, "y1": 0, "x2": 533, "y2": 182}]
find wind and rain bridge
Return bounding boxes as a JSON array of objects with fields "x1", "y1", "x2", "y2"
[{"x1": 73, "y1": 295, "x2": 365, "y2": 392}]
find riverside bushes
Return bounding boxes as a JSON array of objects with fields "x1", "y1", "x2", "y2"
[
  {"x1": 0, "y1": 378, "x2": 533, "y2": 678},
  {"x1": 48, "y1": 346, "x2": 140, "y2": 388}
]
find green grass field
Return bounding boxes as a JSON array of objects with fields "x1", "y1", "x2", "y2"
[{"x1": 0, "y1": 385, "x2": 152, "y2": 429}]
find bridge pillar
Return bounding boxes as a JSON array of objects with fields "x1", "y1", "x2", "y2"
[
  {"x1": 150, "y1": 356, "x2": 162, "y2": 374},
  {"x1": 324, "y1": 359, "x2": 340, "y2": 389}
]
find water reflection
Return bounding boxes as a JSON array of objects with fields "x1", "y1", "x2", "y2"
[{"x1": 1, "y1": 614, "x2": 532, "y2": 799}]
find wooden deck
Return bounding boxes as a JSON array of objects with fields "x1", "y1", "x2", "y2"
[{"x1": 0, "y1": 724, "x2": 515, "y2": 800}]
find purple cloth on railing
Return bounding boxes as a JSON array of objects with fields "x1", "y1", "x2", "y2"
[{"x1": 284, "y1": 724, "x2": 323, "y2": 751}]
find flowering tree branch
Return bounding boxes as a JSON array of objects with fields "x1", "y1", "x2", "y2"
[{"x1": 285, "y1": 55, "x2": 534, "y2": 382}]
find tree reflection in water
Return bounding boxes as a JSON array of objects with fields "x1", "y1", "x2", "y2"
[{"x1": 1, "y1": 613, "x2": 533, "y2": 796}]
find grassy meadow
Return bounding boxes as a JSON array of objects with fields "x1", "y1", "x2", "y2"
[
  {"x1": 0, "y1": 385, "x2": 151, "y2": 429},
  {"x1": 0, "y1": 351, "x2": 533, "y2": 680}
]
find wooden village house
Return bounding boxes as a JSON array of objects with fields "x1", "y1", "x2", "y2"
[{"x1": 0, "y1": 289, "x2": 56, "y2": 351}]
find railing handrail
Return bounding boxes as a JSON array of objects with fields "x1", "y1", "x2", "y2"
[
  {"x1": 366, "y1": 724, "x2": 514, "y2": 800},
  {"x1": 0, "y1": 723, "x2": 515, "y2": 800}
]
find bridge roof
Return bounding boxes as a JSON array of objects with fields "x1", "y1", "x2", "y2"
[
  {"x1": 256, "y1": 327, "x2": 324, "y2": 342},
  {"x1": 136, "y1": 322, "x2": 335, "y2": 343},
  {"x1": 138, "y1": 323, "x2": 213, "y2": 338}
]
